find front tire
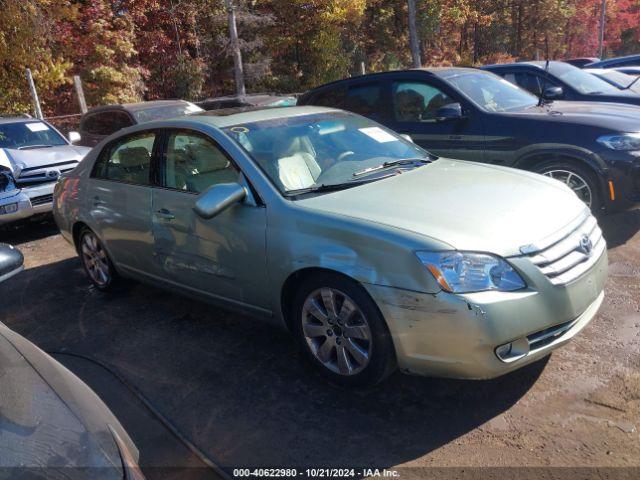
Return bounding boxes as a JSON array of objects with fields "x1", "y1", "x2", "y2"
[
  {"x1": 78, "y1": 227, "x2": 119, "y2": 292},
  {"x1": 292, "y1": 273, "x2": 396, "y2": 386},
  {"x1": 535, "y1": 160, "x2": 602, "y2": 212}
]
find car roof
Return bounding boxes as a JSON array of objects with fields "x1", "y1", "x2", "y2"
[
  {"x1": 303, "y1": 67, "x2": 485, "y2": 94},
  {"x1": 124, "y1": 105, "x2": 340, "y2": 131},
  {"x1": 587, "y1": 54, "x2": 640, "y2": 68},
  {"x1": 483, "y1": 61, "x2": 557, "y2": 70},
  {"x1": 86, "y1": 99, "x2": 191, "y2": 114},
  {"x1": 0, "y1": 117, "x2": 42, "y2": 125}
]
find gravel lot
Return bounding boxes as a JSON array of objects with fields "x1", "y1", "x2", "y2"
[{"x1": 1, "y1": 208, "x2": 639, "y2": 479}]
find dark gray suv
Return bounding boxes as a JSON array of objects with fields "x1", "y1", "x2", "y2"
[{"x1": 298, "y1": 68, "x2": 640, "y2": 213}]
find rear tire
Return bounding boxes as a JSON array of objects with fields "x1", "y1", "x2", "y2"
[
  {"x1": 292, "y1": 272, "x2": 396, "y2": 386},
  {"x1": 534, "y1": 160, "x2": 602, "y2": 213},
  {"x1": 78, "y1": 227, "x2": 120, "y2": 292}
]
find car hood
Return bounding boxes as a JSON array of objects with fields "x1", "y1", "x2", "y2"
[
  {"x1": 0, "y1": 324, "x2": 137, "y2": 476},
  {"x1": 297, "y1": 159, "x2": 588, "y2": 257},
  {"x1": 508, "y1": 100, "x2": 640, "y2": 131},
  {"x1": 0, "y1": 145, "x2": 91, "y2": 176}
]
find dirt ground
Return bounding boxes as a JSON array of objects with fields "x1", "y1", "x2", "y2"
[{"x1": 1, "y1": 208, "x2": 639, "y2": 479}]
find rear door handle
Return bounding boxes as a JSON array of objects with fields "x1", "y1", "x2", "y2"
[{"x1": 156, "y1": 208, "x2": 175, "y2": 220}]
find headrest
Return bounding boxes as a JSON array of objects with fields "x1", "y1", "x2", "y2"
[{"x1": 118, "y1": 147, "x2": 150, "y2": 168}]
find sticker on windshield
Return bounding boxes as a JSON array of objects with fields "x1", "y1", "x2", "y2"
[
  {"x1": 25, "y1": 122, "x2": 50, "y2": 132},
  {"x1": 358, "y1": 127, "x2": 398, "y2": 143}
]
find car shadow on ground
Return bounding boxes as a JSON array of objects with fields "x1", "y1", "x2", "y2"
[
  {"x1": 600, "y1": 207, "x2": 640, "y2": 248},
  {"x1": 0, "y1": 217, "x2": 59, "y2": 246},
  {"x1": 0, "y1": 256, "x2": 547, "y2": 476}
]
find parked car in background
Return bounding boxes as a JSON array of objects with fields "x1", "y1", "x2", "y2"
[
  {"x1": 0, "y1": 243, "x2": 145, "y2": 479},
  {"x1": 77, "y1": 100, "x2": 203, "y2": 147},
  {"x1": 585, "y1": 54, "x2": 640, "y2": 69},
  {"x1": 616, "y1": 66, "x2": 640, "y2": 77},
  {"x1": 298, "y1": 68, "x2": 640, "y2": 213},
  {"x1": 564, "y1": 57, "x2": 600, "y2": 68},
  {"x1": 583, "y1": 68, "x2": 640, "y2": 93},
  {"x1": 482, "y1": 61, "x2": 640, "y2": 106},
  {"x1": 0, "y1": 117, "x2": 90, "y2": 225},
  {"x1": 196, "y1": 93, "x2": 296, "y2": 111},
  {"x1": 54, "y1": 106, "x2": 607, "y2": 385}
]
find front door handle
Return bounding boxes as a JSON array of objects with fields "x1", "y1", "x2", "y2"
[
  {"x1": 93, "y1": 196, "x2": 106, "y2": 206},
  {"x1": 156, "y1": 208, "x2": 175, "y2": 220}
]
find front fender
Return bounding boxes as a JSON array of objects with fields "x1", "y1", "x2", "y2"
[{"x1": 514, "y1": 145, "x2": 608, "y2": 176}]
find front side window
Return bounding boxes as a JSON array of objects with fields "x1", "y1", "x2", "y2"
[
  {"x1": 0, "y1": 121, "x2": 67, "y2": 149},
  {"x1": 446, "y1": 72, "x2": 538, "y2": 112},
  {"x1": 163, "y1": 130, "x2": 239, "y2": 194},
  {"x1": 223, "y1": 112, "x2": 429, "y2": 195},
  {"x1": 391, "y1": 81, "x2": 455, "y2": 122},
  {"x1": 93, "y1": 131, "x2": 155, "y2": 185}
]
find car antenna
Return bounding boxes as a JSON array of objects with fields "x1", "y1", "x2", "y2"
[{"x1": 538, "y1": 34, "x2": 551, "y2": 107}]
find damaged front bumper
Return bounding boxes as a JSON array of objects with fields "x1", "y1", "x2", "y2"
[
  {"x1": 364, "y1": 249, "x2": 608, "y2": 379},
  {"x1": 0, "y1": 182, "x2": 56, "y2": 225}
]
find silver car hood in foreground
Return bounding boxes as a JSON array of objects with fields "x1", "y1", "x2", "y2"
[
  {"x1": 0, "y1": 324, "x2": 136, "y2": 476},
  {"x1": 298, "y1": 159, "x2": 587, "y2": 257},
  {"x1": 0, "y1": 145, "x2": 91, "y2": 177}
]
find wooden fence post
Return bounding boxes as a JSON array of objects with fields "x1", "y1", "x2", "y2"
[
  {"x1": 25, "y1": 68, "x2": 43, "y2": 119},
  {"x1": 73, "y1": 75, "x2": 88, "y2": 114}
]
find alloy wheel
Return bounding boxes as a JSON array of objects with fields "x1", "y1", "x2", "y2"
[
  {"x1": 542, "y1": 169, "x2": 592, "y2": 207},
  {"x1": 301, "y1": 287, "x2": 372, "y2": 376},
  {"x1": 81, "y1": 232, "x2": 111, "y2": 287}
]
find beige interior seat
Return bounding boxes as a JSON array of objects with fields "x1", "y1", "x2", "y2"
[
  {"x1": 274, "y1": 136, "x2": 321, "y2": 190},
  {"x1": 185, "y1": 143, "x2": 238, "y2": 193}
]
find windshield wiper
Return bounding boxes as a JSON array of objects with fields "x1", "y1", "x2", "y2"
[
  {"x1": 352, "y1": 158, "x2": 430, "y2": 178},
  {"x1": 17, "y1": 145, "x2": 54, "y2": 150}
]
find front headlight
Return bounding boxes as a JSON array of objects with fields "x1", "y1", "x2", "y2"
[
  {"x1": 416, "y1": 251, "x2": 526, "y2": 293},
  {"x1": 596, "y1": 132, "x2": 640, "y2": 151}
]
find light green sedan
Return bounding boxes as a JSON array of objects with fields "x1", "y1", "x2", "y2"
[{"x1": 53, "y1": 106, "x2": 607, "y2": 385}]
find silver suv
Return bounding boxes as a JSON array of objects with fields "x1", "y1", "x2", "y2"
[{"x1": 0, "y1": 117, "x2": 90, "y2": 225}]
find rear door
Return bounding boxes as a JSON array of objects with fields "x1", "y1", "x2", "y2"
[
  {"x1": 87, "y1": 129, "x2": 159, "y2": 275},
  {"x1": 151, "y1": 128, "x2": 269, "y2": 311},
  {"x1": 384, "y1": 75, "x2": 486, "y2": 160}
]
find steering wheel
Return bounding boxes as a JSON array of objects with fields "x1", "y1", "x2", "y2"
[{"x1": 337, "y1": 151, "x2": 355, "y2": 162}]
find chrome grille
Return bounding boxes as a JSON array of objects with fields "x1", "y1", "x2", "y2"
[
  {"x1": 16, "y1": 161, "x2": 78, "y2": 186},
  {"x1": 526, "y1": 215, "x2": 606, "y2": 285}
]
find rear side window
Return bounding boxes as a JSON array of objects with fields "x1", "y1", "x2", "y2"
[
  {"x1": 82, "y1": 111, "x2": 133, "y2": 136},
  {"x1": 92, "y1": 131, "x2": 156, "y2": 185},
  {"x1": 309, "y1": 82, "x2": 383, "y2": 119}
]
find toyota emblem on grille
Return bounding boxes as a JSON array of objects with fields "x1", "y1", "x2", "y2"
[
  {"x1": 579, "y1": 234, "x2": 593, "y2": 256},
  {"x1": 47, "y1": 169, "x2": 60, "y2": 179}
]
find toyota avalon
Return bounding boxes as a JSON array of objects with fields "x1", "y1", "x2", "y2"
[{"x1": 53, "y1": 107, "x2": 607, "y2": 385}]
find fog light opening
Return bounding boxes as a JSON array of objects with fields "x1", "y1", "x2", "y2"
[{"x1": 495, "y1": 338, "x2": 529, "y2": 363}]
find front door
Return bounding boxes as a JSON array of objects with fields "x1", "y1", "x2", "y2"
[
  {"x1": 151, "y1": 129, "x2": 269, "y2": 311},
  {"x1": 384, "y1": 78, "x2": 486, "y2": 161}
]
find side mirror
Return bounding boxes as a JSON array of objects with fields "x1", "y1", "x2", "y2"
[
  {"x1": 0, "y1": 244, "x2": 24, "y2": 283},
  {"x1": 435, "y1": 103, "x2": 464, "y2": 122},
  {"x1": 400, "y1": 134, "x2": 414, "y2": 143},
  {"x1": 542, "y1": 86, "x2": 564, "y2": 100},
  {"x1": 68, "y1": 131, "x2": 81, "y2": 144},
  {"x1": 193, "y1": 183, "x2": 246, "y2": 220}
]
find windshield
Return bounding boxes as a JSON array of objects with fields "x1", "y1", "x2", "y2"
[
  {"x1": 550, "y1": 63, "x2": 618, "y2": 94},
  {"x1": 446, "y1": 72, "x2": 538, "y2": 112},
  {"x1": 0, "y1": 121, "x2": 67, "y2": 149},
  {"x1": 132, "y1": 103, "x2": 203, "y2": 123},
  {"x1": 222, "y1": 112, "x2": 430, "y2": 195},
  {"x1": 591, "y1": 70, "x2": 640, "y2": 92}
]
